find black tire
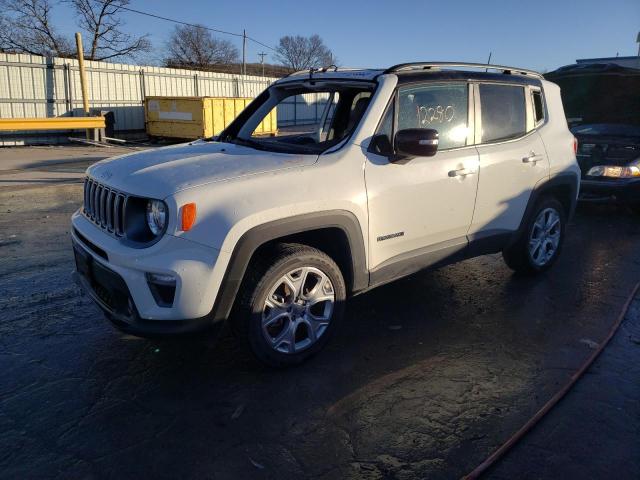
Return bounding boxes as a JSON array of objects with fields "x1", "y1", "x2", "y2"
[
  {"x1": 232, "y1": 243, "x2": 346, "y2": 367},
  {"x1": 502, "y1": 196, "x2": 566, "y2": 274}
]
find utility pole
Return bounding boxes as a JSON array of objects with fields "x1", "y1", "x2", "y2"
[
  {"x1": 258, "y1": 52, "x2": 267, "y2": 77},
  {"x1": 636, "y1": 32, "x2": 640, "y2": 56},
  {"x1": 75, "y1": 33, "x2": 90, "y2": 117},
  {"x1": 242, "y1": 29, "x2": 247, "y2": 76},
  {"x1": 75, "y1": 32, "x2": 91, "y2": 139}
]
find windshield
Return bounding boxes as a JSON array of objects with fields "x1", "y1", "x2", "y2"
[{"x1": 219, "y1": 81, "x2": 375, "y2": 154}]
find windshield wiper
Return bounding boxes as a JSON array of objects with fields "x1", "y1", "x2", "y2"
[
  {"x1": 229, "y1": 137, "x2": 268, "y2": 151},
  {"x1": 229, "y1": 136, "x2": 320, "y2": 154}
]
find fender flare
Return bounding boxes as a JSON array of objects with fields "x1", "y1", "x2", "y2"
[
  {"x1": 516, "y1": 171, "x2": 580, "y2": 237},
  {"x1": 210, "y1": 210, "x2": 368, "y2": 323}
]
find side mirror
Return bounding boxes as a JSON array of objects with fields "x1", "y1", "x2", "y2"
[{"x1": 394, "y1": 128, "x2": 439, "y2": 158}]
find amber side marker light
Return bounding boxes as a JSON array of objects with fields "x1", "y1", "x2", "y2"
[{"x1": 181, "y1": 203, "x2": 197, "y2": 231}]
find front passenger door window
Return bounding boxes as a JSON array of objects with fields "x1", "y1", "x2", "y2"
[{"x1": 397, "y1": 83, "x2": 470, "y2": 150}]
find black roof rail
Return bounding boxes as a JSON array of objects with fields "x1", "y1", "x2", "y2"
[
  {"x1": 383, "y1": 62, "x2": 543, "y2": 79},
  {"x1": 283, "y1": 65, "x2": 347, "y2": 78}
]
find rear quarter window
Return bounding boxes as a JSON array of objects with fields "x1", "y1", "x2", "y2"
[{"x1": 532, "y1": 90, "x2": 545, "y2": 124}]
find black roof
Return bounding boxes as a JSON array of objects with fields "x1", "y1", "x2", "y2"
[{"x1": 394, "y1": 69, "x2": 542, "y2": 87}]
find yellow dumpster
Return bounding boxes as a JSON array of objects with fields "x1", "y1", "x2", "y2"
[{"x1": 144, "y1": 96, "x2": 277, "y2": 139}]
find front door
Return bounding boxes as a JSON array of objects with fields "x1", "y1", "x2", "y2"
[{"x1": 365, "y1": 82, "x2": 479, "y2": 281}]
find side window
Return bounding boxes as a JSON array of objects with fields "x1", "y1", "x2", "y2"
[
  {"x1": 532, "y1": 90, "x2": 544, "y2": 124},
  {"x1": 370, "y1": 102, "x2": 394, "y2": 155},
  {"x1": 320, "y1": 92, "x2": 340, "y2": 141},
  {"x1": 479, "y1": 84, "x2": 526, "y2": 143},
  {"x1": 347, "y1": 91, "x2": 372, "y2": 132},
  {"x1": 397, "y1": 83, "x2": 469, "y2": 150},
  {"x1": 351, "y1": 91, "x2": 372, "y2": 111}
]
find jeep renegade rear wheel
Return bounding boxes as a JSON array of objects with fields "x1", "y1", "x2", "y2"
[
  {"x1": 503, "y1": 197, "x2": 566, "y2": 274},
  {"x1": 233, "y1": 243, "x2": 346, "y2": 367}
]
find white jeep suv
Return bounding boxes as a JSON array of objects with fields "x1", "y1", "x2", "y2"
[{"x1": 71, "y1": 62, "x2": 580, "y2": 366}]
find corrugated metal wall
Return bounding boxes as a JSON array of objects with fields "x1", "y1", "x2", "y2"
[{"x1": 0, "y1": 53, "x2": 327, "y2": 145}]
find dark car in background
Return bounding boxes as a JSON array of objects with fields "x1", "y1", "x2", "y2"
[{"x1": 546, "y1": 63, "x2": 640, "y2": 213}]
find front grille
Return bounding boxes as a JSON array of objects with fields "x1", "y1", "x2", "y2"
[{"x1": 83, "y1": 178, "x2": 127, "y2": 236}]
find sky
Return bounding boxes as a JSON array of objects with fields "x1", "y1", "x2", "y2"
[{"x1": 52, "y1": 0, "x2": 640, "y2": 72}]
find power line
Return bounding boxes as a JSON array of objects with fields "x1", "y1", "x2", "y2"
[
  {"x1": 245, "y1": 36, "x2": 277, "y2": 54},
  {"x1": 93, "y1": 0, "x2": 278, "y2": 53}
]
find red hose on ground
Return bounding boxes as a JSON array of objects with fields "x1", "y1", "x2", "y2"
[{"x1": 462, "y1": 282, "x2": 640, "y2": 480}]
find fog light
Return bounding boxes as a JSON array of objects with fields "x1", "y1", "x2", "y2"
[
  {"x1": 146, "y1": 273, "x2": 176, "y2": 307},
  {"x1": 147, "y1": 273, "x2": 176, "y2": 285}
]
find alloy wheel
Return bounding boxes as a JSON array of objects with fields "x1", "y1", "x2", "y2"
[
  {"x1": 528, "y1": 207, "x2": 561, "y2": 267},
  {"x1": 261, "y1": 267, "x2": 335, "y2": 354}
]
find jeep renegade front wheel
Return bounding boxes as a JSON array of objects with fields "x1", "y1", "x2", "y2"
[
  {"x1": 503, "y1": 197, "x2": 566, "y2": 274},
  {"x1": 233, "y1": 243, "x2": 346, "y2": 367}
]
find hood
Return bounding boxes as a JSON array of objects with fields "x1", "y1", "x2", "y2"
[
  {"x1": 545, "y1": 64, "x2": 640, "y2": 127},
  {"x1": 87, "y1": 141, "x2": 318, "y2": 198}
]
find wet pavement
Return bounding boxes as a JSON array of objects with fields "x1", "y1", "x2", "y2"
[
  {"x1": 1, "y1": 149, "x2": 640, "y2": 479},
  {"x1": 490, "y1": 293, "x2": 640, "y2": 479}
]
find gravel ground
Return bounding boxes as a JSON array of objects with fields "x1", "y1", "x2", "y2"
[{"x1": 1, "y1": 149, "x2": 639, "y2": 479}]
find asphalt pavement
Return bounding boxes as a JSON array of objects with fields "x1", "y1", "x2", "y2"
[
  {"x1": 0, "y1": 145, "x2": 146, "y2": 187},
  {"x1": 1, "y1": 147, "x2": 639, "y2": 479}
]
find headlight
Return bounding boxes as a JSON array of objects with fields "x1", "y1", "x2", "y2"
[
  {"x1": 146, "y1": 200, "x2": 167, "y2": 235},
  {"x1": 586, "y1": 164, "x2": 640, "y2": 179}
]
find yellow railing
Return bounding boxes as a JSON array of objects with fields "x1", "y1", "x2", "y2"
[{"x1": 0, "y1": 117, "x2": 106, "y2": 132}]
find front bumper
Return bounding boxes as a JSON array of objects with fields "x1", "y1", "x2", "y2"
[
  {"x1": 579, "y1": 178, "x2": 640, "y2": 203},
  {"x1": 71, "y1": 209, "x2": 228, "y2": 335},
  {"x1": 72, "y1": 266, "x2": 215, "y2": 336}
]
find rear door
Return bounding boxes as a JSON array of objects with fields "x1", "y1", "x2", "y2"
[{"x1": 469, "y1": 83, "x2": 549, "y2": 238}]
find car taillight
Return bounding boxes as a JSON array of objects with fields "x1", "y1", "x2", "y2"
[{"x1": 573, "y1": 137, "x2": 578, "y2": 155}]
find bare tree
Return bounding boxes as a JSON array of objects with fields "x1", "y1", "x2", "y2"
[
  {"x1": 69, "y1": 0, "x2": 151, "y2": 61},
  {"x1": 0, "y1": 0, "x2": 74, "y2": 56},
  {"x1": 0, "y1": 0, "x2": 150, "y2": 61},
  {"x1": 274, "y1": 34, "x2": 336, "y2": 70},
  {"x1": 164, "y1": 24, "x2": 239, "y2": 70}
]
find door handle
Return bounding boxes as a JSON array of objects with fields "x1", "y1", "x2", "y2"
[
  {"x1": 448, "y1": 167, "x2": 477, "y2": 177},
  {"x1": 523, "y1": 152, "x2": 544, "y2": 164}
]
